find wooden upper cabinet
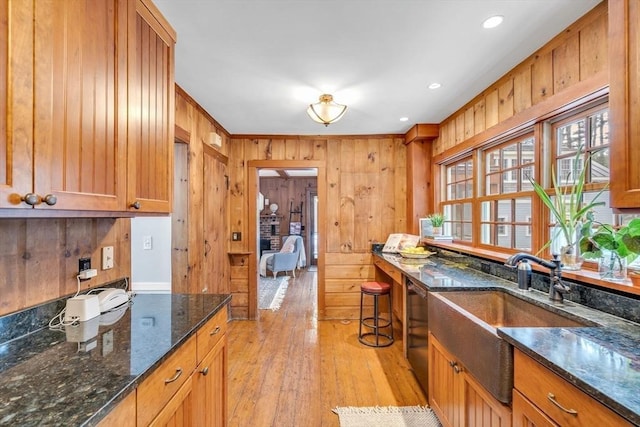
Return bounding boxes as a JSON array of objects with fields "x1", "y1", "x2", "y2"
[
  {"x1": 2, "y1": 0, "x2": 128, "y2": 211},
  {"x1": 127, "y1": 0, "x2": 176, "y2": 213},
  {"x1": 609, "y1": 0, "x2": 640, "y2": 209},
  {"x1": 0, "y1": 1, "x2": 33, "y2": 209}
]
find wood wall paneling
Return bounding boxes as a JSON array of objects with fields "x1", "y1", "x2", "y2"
[
  {"x1": 0, "y1": 218, "x2": 131, "y2": 316},
  {"x1": 171, "y1": 87, "x2": 230, "y2": 297},
  {"x1": 233, "y1": 138, "x2": 405, "y2": 320},
  {"x1": 433, "y1": 2, "x2": 608, "y2": 157}
]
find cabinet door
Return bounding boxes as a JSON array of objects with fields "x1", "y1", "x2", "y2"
[
  {"x1": 193, "y1": 336, "x2": 228, "y2": 427},
  {"x1": 609, "y1": 0, "x2": 640, "y2": 208},
  {"x1": 149, "y1": 376, "x2": 194, "y2": 427},
  {"x1": 1, "y1": 1, "x2": 36, "y2": 208},
  {"x1": 428, "y1": 333, "x2": 463, "y2": 427},
  {"x1": 463, "y1": 372, "x2": 512, "y2": 427},
  {"x1": 127, "y1": 0, "x2": 176, "y2": 213},
  {"x1": 31, "y1": 0, "x2": 128, "y2": 211},
  {"x1": 512, "y1": 390, "x2": 558, "y2": 427}
]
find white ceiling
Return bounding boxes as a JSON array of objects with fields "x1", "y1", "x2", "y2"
[{"x1": 154, "y1": 0, "x2": 602, "y2": 136}]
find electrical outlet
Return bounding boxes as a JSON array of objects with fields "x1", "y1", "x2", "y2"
[
  {"x1": 232, "y1": 231, "x2": 241, "y2": 241},
  {"x1": 102, "y1": 246, "x2": 114, "y2": 270},
  {"x1": 79, "y1": 257, "x2": 91, "y2": 273}
]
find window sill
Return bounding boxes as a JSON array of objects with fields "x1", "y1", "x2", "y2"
[{"x1": 423, "y1": 240, "x2": 640, "y2": 298}]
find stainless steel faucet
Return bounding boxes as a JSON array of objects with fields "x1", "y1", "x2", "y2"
[{"x1": 505, "y1": 253, "x2": 570, "y2": 303}]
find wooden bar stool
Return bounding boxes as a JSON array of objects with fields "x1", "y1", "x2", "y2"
[{"x1": 358, "y1": 281, "x2": 394, "y2": 347}]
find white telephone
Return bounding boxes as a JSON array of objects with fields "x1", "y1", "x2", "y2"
[{"x1": 97, "y1": 288, "x2": 129, "y2": 313}]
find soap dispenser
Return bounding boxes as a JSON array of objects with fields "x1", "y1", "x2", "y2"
[{"x1": 517, "y1": 259, "x2": 532, "y2": 290}]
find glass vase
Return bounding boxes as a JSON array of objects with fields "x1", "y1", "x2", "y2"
[
  {"x1": 598, "y1": 251, "x2": 628, "y2": 282},
  {"x1": 550, "y1": 222, "x2": 584, "y2": 270}
]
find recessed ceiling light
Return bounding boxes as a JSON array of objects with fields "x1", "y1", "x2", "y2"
[
  {"x1": 400, "y1": 117, "x2": 409, "y2": 122},
  {"x1": 428, "y1": 82, "x2": 441, "y2": 90},
  {"x1": 483, "y1": 15, "x2": 504, "y2": 29}
]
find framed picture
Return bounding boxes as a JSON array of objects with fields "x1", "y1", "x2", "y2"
[{"x1": 289, "y1": 221, "x2": 302, "y2": 235}]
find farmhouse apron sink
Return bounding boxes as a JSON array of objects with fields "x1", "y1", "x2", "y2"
[{"x1": 428, "y1": 289, "x2": 594, "y2": 403}]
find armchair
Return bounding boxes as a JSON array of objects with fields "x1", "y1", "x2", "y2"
[{"x1": 264, "y1": 236, "x2": 303, "y2": 278}]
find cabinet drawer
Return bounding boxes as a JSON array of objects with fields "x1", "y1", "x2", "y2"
[
  {"x1": 514, "y1": 349, "x2": 631, "y2": 427},
  {"x1": 137, "y1": 335, "x2": 197, "y2": 427},
  {"x1": 196, "y1": 308, "x2": 227, "y2": 363},
  {"x1": 373, "y1": 258, "x2": 402, "y2": 284}
]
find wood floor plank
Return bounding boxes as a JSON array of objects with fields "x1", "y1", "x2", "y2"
[{"x1": 227, "y1": 268, "x2": 427, "y2": 426}]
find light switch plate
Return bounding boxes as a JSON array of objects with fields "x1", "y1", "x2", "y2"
[
  {"x1": 143, "y1": 235, "x2": 153, "y2": 250},
  {"x1": 102, "y1": 246, "x2": 114, "y2": 270}
]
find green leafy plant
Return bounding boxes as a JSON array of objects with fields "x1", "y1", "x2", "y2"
[
  {"x1": 427, "y1": 213, "x2": 445, "y2": 227},
  {"x1": 579, "y1": 217, "x2": 640, "y2": 264},
  {"x1": 529, "y1": 151, "x2": 606, "y2": 253}
]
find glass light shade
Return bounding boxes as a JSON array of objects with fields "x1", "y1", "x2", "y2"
[{"x1": 306, "y1": 94, "x2": 347, "y2": 126}]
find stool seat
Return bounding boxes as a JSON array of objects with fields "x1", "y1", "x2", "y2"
[{"x1": 361, "y1": 281, "x2": 391, "y2": 294}]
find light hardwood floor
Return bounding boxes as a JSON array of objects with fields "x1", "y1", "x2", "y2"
[{"x1": 227, "y1": 267, "x2": 427, "y2": 426}]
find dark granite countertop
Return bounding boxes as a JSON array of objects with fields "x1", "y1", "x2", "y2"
[
  {"x1": 0, "y1": 293, "x2": 231, "y2": 427},
  {"x1": 374, "y1": 252, "x2": 640, "y2": 425}
]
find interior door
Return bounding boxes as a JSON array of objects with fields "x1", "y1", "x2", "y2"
[{"x1": 203, "y1": 146, "x2": 229, "y2": 294}]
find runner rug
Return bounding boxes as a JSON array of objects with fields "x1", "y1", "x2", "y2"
[
  {"x1": 258, "y1": 276, "x2": 289, "y2": 311},
  {"x1": 332, "y1": 405, "x2": 441, "y2": 427}
]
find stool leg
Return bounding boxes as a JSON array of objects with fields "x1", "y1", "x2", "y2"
[
  {"x1": 388, "y1": 292, "x2": 393, "y2": 340},
  {"x1": 358, "y1": 290, "x2": 364, "y2": 340},
  {"x1": 373, "y1": 294, "x2": 379, "y2": 346}
]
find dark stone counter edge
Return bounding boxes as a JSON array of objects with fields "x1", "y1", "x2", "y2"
[
  {"x1": 372, "y1": 252, "x2": 640, "y2": 426},
  {"x1": 498, "y1": 332, "x2": 640, "y2": 426},
  {"x1": 85, "y1": 294, "x2": 231, "y2": 427}
]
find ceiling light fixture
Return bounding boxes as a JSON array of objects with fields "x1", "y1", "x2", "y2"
[
  {"x1": 483, "y1": 15, "x2": 504, "y2": 29},
  {"x1": 307, "y1": 94, "x2": 347, "y2": 126},
  {"x1": 400, "y1": 117, "x2": 409, "y2": 122},
  {"x1": 428, "y1": 82, "x2": 441, "y2": 90}
]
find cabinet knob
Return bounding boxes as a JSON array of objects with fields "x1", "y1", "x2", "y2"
[
  {"x1": 22, "y1": 193, "x2": 39, "y2": 206},
  {"x1": 130, "y1": 201, "x2": 141, "y2": 210},
  {"x1": 200, "y1": 366, "x2": 209, "y2": 376},
  {"x1": 43, "y1": 194, "x2": 57, "y2": 206}
]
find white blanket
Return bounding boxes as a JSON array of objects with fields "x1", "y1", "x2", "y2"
[
  {"x1": 259, "y1": 253, "x2": 275, "y2": 277},
  {"x1": 259, "y1": 236, "x2": 307, "y2": 276}
]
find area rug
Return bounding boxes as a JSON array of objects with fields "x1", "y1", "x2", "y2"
[
  {"x1": 332, "y1": 405, "x2": 441, "y2": 427},
  {"x1": 258, "y1": 276, "x2": 289, "y2": 311}
]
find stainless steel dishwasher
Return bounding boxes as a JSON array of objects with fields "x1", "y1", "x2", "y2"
[{"x1": 405, "y1": 277, "x2": 429, "y2": 396}]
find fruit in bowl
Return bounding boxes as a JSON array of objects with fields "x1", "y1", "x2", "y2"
[{"x1": 399, "y1": 246, "x2": 435, "y2": 258}]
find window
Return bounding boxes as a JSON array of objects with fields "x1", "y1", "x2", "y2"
[
  {"x1": 480, "y1": 135, "x2": 534, "y2": 251},
  {"x1": 553, "y1": 106, "x2": 610, "y2": 188},
  {"x1": 442, "y1": 158, "x2": 473, "y2": 242},
  {"x1": 435, "y1": 99, "x2": 640, "y2": 270}
]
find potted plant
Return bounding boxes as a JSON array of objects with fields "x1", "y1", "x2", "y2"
[
  {"x1": 579, "y1": 217, "x2": 640, "y2": 281},
  {"x1": 427, "y1": 213, "x2": 445, "y2": 236},
  {"x1": 529, "y1": 151, "x2": 606, "y2": 270}
]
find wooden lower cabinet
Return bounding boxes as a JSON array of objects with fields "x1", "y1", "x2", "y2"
[
  {"x1": 512, "y1": 389, "x2": 557, "y2": 427},
  {"x1": 193, "y1": 337, "x2": 228, "y2": 426},
  {"x1": 149, "y1": 377, "x2": 194, "y2": 427},
  {"x1": 428, "y1": 333, "x2": 512, "y2": 427},
  {"x1": 513, "y1": 349, "x2": 632, "y2": 427},
  {"x1": 125, "y1": 309, "x2": 228, "y2": 427}
]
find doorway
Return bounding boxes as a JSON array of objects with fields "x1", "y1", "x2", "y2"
[
  {"x1": 247, "y1": 160, "x2": 326, "y2": 320},
  {"x1": 257, "y1": 167, "x2": 317, "y2": 271}
]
